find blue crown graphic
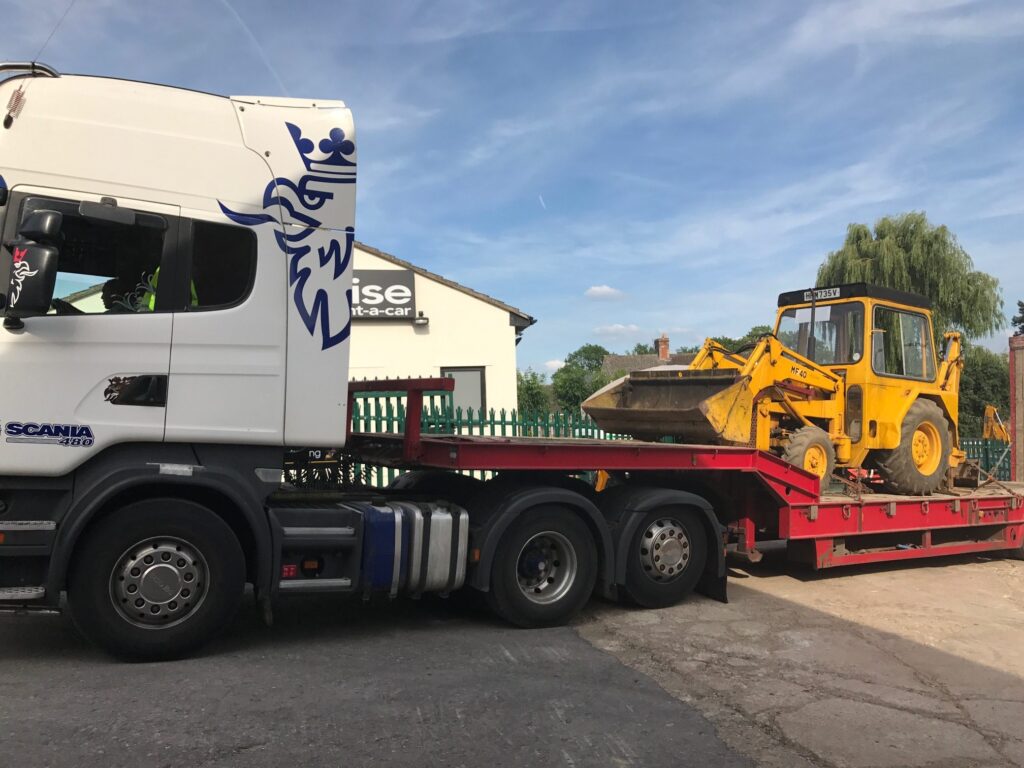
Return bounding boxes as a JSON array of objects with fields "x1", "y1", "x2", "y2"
[{"x1": 287, "y1": 122, "x2": 356, "y2": 176}]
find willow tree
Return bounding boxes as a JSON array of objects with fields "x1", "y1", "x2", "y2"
[{"x1": 816, "y1": 213, "x2": 1004, "y2": 340}]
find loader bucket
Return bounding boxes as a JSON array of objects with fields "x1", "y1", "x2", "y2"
[{"x1": 583, "y1": 369, "x2": 755, "y2": 444}]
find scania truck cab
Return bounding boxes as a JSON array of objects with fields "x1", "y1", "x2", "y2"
[{"x1": 0, "y1": 62, "x2": 375, "y2": 656}]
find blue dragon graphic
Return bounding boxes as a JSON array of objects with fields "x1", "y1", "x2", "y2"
[{"x1": 219, "y1": 123, "x2": 356, "y2": 351}]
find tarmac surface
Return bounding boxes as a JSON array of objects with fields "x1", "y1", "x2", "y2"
[
  {"x1": 2, "y1": 549, "x2": 1021, "y2": 767},
  {"x1": 0, "y1": 594, "x2": 749, "y2": 768},
  {"x1": 580, "y1": 547, "x2": 1024, "y2": 768}
]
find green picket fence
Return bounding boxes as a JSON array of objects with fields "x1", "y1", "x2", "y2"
[
  {"x1": 348, "y1": 391, "x2": 630, "y2": 485},
  {"x1": 961, "y1": 438, "x2": 1012, "y2": 482}
]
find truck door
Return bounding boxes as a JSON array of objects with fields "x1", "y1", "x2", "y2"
[{"x1": 0, "y1": 188, "x2": 178, "y2": 477}]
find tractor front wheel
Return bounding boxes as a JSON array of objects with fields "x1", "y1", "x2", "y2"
[{"x1": 782, "y1": 426, "x2": 836, "y2": 482}]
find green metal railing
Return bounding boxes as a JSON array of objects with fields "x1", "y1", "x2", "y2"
[
  {"x1": 961, "y1": 438, "x2": 1011, "y2": 482},
  {"x1": 346, "y1": 391, "x2": 629, "y2": 486}
]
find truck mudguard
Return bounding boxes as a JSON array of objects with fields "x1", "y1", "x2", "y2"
[
  {"x1": 597, "y1": 485, "x2": 728, "y2": 603},
  {"x1": 466, "y1": 484, "x2": 615, "y2": 594},
  {"x1": 46, "y1": 443, "x2": 279, "y2": 603}
]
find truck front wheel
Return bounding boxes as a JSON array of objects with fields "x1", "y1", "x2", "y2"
[
  {"x1": 487, "y1": 506, "x2": 597, "y2": 628},
  {"x1": 68, "y1": 499, "x2": 245, "y2": 661}
]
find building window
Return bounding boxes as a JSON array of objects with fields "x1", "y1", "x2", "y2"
[
  {"x1": 188, "y1": 219, "x2": 257, "y2": 310},
  {"x1": 442, "y1": 366, "x2": 486, "y2": 414}
]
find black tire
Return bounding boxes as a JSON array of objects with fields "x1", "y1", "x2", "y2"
[
  {"x1": 487, "y1": 506, "x2": 597, "y2": 628},
  {"x1": 68, "y1": 499, "x2": 245, "y2": 661},
  {"x1": 874, "y1": 400, "x2": 951, "y2": 495},
  {"x1": 622, "y1": 507, "x2": 708, "y2": 608},
  {"x1": 782, "y1": 426, "x2": 836, "y2": 481}
]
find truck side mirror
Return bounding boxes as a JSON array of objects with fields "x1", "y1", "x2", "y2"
[
  {"x1": 4, "y1": 210, "x2": 62, "y2": 323},
  {"x1": 17, "y1": 209, "x2": 62, "y2": 244}
]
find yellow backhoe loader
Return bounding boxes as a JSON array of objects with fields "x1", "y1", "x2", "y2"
[{"x1": 583, "y1": 283, "x2": 964, "y2": 494}]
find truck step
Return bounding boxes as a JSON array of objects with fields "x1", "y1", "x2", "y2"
[
  {"x1": 0, "y1": 586, "x2": 46, "y2": 601},
  {"x1": 0, "y1": 521, "x2": 56, "y2": 531},
  {"x1": 277, "y1": 577, "x2": 353, "y2": 593},
  {"x1": 281, "y1": 524, "x2": 358, "y2": 549}
]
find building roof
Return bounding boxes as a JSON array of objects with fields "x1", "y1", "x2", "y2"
[
  {"x1": 355, "y1": 241, "x2": 536, "y2": 329},
  {"x1": 601, "y1": 352, "x2": 695, "y2": 377}
]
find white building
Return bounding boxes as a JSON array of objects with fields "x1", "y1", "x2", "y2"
[{"x1": 350, "y1": 242, "x2": 534, "y2": 414}]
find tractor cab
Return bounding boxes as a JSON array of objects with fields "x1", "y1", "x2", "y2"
[{"x1": 773, "y1": 284, "x2": 936, "y2": 381}]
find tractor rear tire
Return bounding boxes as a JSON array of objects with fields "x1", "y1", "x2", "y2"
[
  {"x1": 874, "y1": 400, "x2": 951, "y2": 495},
  {"x1": 782, "y1": 426, "x2": 836, "y2": 481}
]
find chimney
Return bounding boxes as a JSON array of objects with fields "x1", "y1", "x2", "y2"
[{"x1": 656, "y1": 333, "x2": 670, "y2": 362}]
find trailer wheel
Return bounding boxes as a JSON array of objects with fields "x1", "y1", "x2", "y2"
[
  {"x1": 487, "y1": 506, "x2": 597, "y2": 628},
  {"x1": 68, "y1": 498, "x2": 245, "y2": 661},
  {"x1": 874, "y1": 400, "x2": 951, "y2": 495},
  {"x1": 623, "y1": 507, "x2": 708, "y2": 608}
]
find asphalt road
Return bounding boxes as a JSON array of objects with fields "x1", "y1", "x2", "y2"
[{"x1": 0, "y1": 595, "x2": 749, "y2": 768}]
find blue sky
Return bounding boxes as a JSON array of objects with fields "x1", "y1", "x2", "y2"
[{"x1": 5, "y1": 0, "x2": 1023, "y2": 374}]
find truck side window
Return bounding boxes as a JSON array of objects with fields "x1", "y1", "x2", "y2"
[
  {"x1": 20, "y1": 197, "x2": 166, "y2": 315},
  {"x1": 872, "y1": 306, "x2": 935, "y2": 380},
  {"x1": 188, "y1": 220, "x2": 257, "y2": 310}
]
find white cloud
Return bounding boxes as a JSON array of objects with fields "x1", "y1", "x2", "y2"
[
  {"x1": 594, "y1": 323, "x2": 641, "y2": 336},
  {"x1": 584, "y1": 285, "x2": 624, "y2": 300},
  {"x1": 544, "y1": 359, "x2": 565, "y2": 371}
]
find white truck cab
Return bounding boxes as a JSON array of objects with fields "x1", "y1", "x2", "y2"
[
  {"x1": 0, "y1": 62, "x2": 356, "y2": 468},
  {"x1": 0, "y1": 63, "x2": 366, "y2": 657}
]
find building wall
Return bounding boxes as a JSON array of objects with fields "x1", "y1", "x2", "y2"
[
  {"x1": 1011, "y1": 336, "x2": 1023, "y2": 481},
  {"x1": 349, "y1": 246, "x2": 520, "y2": 414}
]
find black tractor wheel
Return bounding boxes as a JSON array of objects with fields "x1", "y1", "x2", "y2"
[
  {"x1": 68, "y1": 498, "x2": 245, "y2": 661},
  {"x1": 622, "y1": 507, "x2": 708, "y2": 608},
  {"x1": 487, "y1": 506, "x2": 597, "y2": 628},
  {"x1": 782, "y1": 426, "x2": 836, "y2": 482},
  {"x1": 874, "y1": 400, "x2": 952, "y2": 495}
]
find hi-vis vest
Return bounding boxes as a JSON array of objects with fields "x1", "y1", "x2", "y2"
[{"x1": 143, "y1": 267, "x2": 198, "y2": 310}]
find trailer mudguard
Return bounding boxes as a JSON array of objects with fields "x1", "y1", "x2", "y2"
[
  {"x1": 466, "y1": 485, "x2": 615, "y2": 594},
  {"x1": 597, "y1": 485, "x2": 728, "y2": 603}
]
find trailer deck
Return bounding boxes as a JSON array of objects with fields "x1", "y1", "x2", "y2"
[{"x1": 345, "y1": 379, "x2": 1024, "y2": 571}]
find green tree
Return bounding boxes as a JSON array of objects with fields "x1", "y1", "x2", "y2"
[
  {"x1": 629, "y1": 342, "x2": 655, "y2": 355},
  {"x1": 959, "y1": 345, "x2": 1010, "y2": 438},
  {"x1": 551, "y1": 343, "x2": 611, "y2": 410},
  {"x1": 516, "y1": 368, "x2": 551, "y2": 414},
  {"x1": 1012, "y1": 300, "x2": 1024, "y2": 336},
  {"x1": 816, "y1": 212, "x2": 1004, "y2": 340},
  {"x1": 564, "y1": 343, "x2": 610, "y2": 372}
]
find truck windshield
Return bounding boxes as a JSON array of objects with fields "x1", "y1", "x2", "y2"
[{"x1": 776, "y1": 302, "x2": 864, "y2": 365}]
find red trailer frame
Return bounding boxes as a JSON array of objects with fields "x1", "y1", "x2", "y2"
[{"x1": 346, "y1": 379, "x2": 1024, "y2": 569}]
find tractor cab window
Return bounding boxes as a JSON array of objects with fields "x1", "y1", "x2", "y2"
[
  {"x1": 776, "y1": 302, "x2": 864, "y2": 365},
  {"x1": 872, "y1": 307, "x2": 935, "y2": 380}
]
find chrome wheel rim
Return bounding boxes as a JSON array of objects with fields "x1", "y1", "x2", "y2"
[
  {"x1": 109, "y1": 536, "x2": 208, "y2": 629},
  {"x1": 516, "y1": 531, "x2": 577, "y2": 605},
  {"x1": 639, "y1": 518, "x2": 690, "y2": 582}
]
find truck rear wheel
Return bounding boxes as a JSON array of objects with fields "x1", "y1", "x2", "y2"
[
  {"x1": 68, "y1": 499, "x2": 245, "y2": 661},
  {"x1": 622, "y1": 508, "x2": 707, "y2": 608},
  {"x1": 487, "y1": 506, "x2": 597, "y2": 628},
  {"x1": 782, "y1": 426, "x2": 836, "y2": 481},
  {"x1": 874, "y1": 400, "x2": 951, "y2": 495}
]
